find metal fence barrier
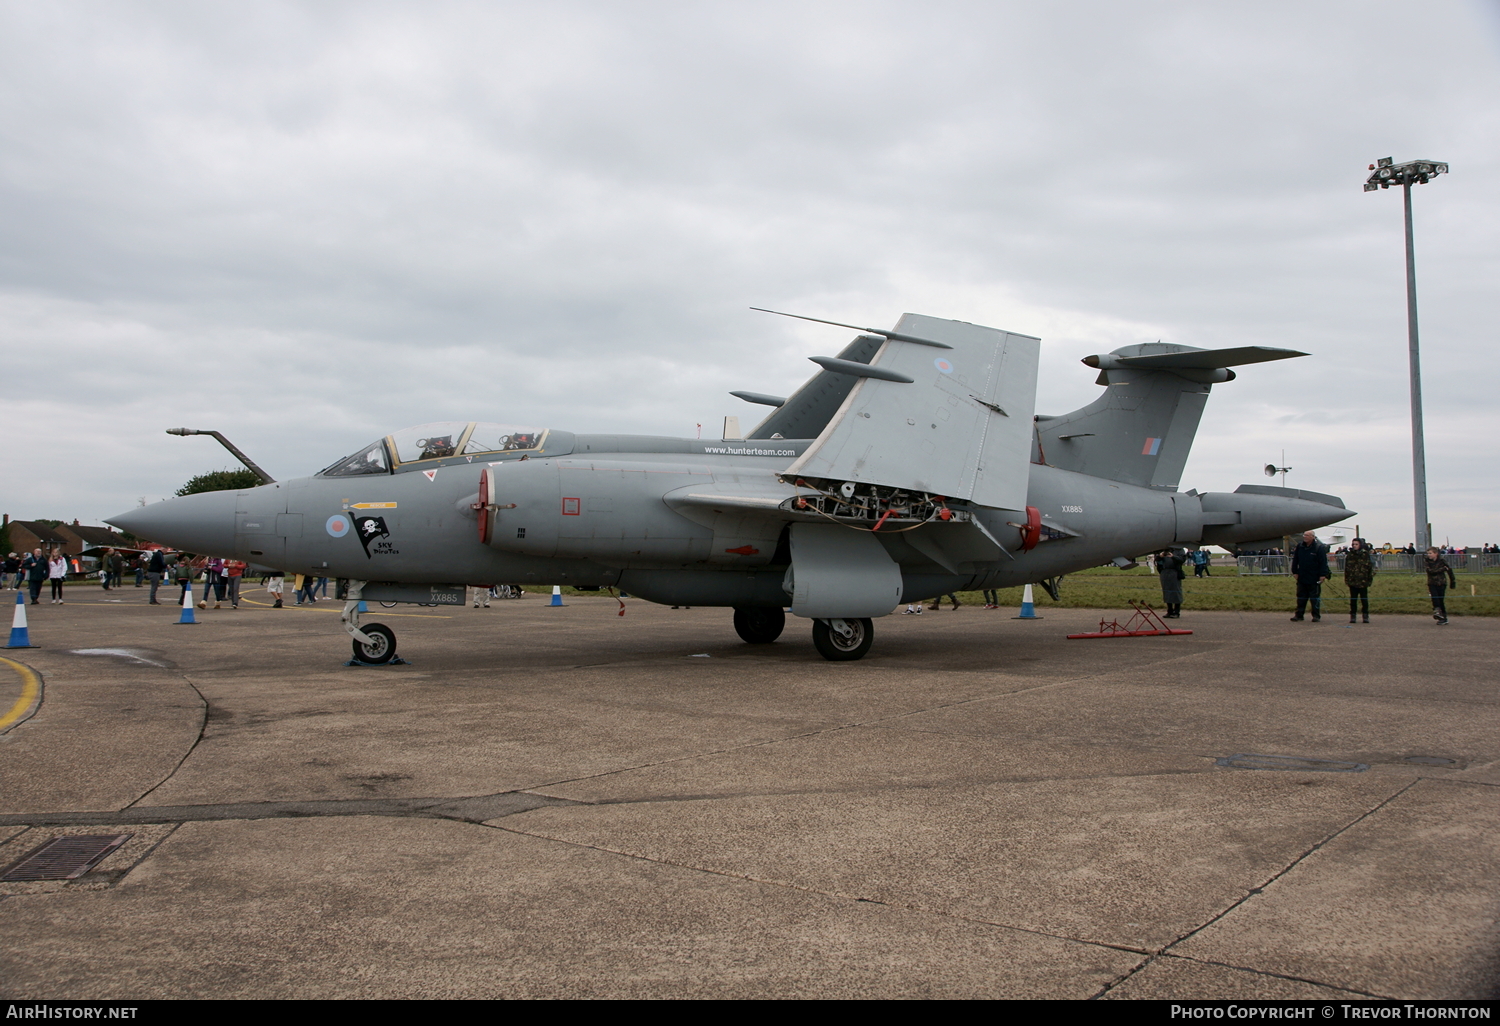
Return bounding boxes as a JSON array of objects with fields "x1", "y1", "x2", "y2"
[{"x1": 1236, "y1": 553, "x2": 1500, "y2": 575}]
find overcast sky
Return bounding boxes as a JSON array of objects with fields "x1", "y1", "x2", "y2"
[{"x1": 3, "y1": 0, "x2": 1497, "y2": 546}]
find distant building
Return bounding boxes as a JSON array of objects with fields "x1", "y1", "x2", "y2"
[
  {"x1": 3, "y1": 516, "x2": 136, "y2": 557},
  {"x1": 56, "y1": 521, "x2": 136, "y2": 554},
  {"x1": 4, "y1": 518, "x2": 71, "y2": 555}
]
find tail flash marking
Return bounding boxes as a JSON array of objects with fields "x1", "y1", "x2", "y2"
[{"x1": 1142, "y1": 438, "x2": 1162, "y2": 456}]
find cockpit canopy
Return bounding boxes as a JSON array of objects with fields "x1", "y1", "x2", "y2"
[{"x1": 320, "y1": 422, "x2": 547, "y2": 477}]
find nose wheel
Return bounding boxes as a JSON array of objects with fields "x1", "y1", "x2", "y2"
[
  {"x1": 351, "y1": 622, "x2": 397, "y2": 664},
  {"x1": 812, "y1": 617, "x2": 873, "y2": 661},
  {"x1": 341, "y1": 580, "x2": 402, "y2": 665}
]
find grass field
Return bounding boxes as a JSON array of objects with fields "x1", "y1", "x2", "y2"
[{"x1": 937, "y1": 566, "x2": 1500, "y2": 618}]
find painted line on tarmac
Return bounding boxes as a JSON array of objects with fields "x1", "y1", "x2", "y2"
[{"x1": 0, "y1": 656, "x2": 43, "y2": 733}]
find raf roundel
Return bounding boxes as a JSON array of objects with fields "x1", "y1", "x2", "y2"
[
  {"x1": 326, "y1": 514, "x2": 351, "y2": 539},
  {"x1": 934, "y1": 358, "x2": 954, "y2": 374}
]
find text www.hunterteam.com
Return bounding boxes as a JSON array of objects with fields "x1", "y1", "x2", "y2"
[{"x1": 701, "y1": 447, "x2": 796, "y2": 456}]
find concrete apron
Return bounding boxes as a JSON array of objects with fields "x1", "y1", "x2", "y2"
[{"x1": 0, "y1": 594, "x2": 1495, "y2": 999}]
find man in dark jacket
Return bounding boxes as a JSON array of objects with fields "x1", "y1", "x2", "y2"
[
  {"x1": 21, "y1": 548, "x2": 47, "y2": 605},
  {"x1": 1424, "y1": 547, "x2": 1456, "y2": 626},
  {"x1": 1156, "y1": 549, "x2": 1187, "y2": 618},
  {"x1": 1290, "y1": 531, "x2": 1330, "y2": 622},
  {"x1": 146, "y1": 548, "x2": 168, "y2": 605}
]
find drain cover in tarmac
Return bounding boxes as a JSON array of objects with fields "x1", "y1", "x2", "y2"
[
  {"x1": 1215, "y1": 754, "x2": 1369, "y2": 772},
  {"x1": 1, "y1": 834, "x2": 133, "y2": 881}
]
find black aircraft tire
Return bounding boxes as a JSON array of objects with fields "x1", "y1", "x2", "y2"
[
  {"x1": 811, "y1": 617, "x2": 873, "y2": 661},
  {"x1": 733, "y1": 606, "x2": 786, "y2": 644},
  {"x1": 352, "y1": 622, "x2": 397, "y2": 664}
]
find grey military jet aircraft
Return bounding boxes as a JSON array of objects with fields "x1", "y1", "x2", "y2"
[{"x1": 109, "y1": 312, "x2": 1352, "y2": 663}]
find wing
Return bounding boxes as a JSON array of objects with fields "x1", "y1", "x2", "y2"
[{"x1": 783, "y1": 313, "x2": 1040, "y2": 511}]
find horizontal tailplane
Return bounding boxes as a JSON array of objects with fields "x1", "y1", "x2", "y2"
[{"x1": 1036, "y1": 343, "x2": 1305, "y2": 490}]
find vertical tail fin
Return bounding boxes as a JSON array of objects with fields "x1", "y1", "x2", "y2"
[
  {"x1": 1035, "y1": 343, "x2": 1305, "y2": 490},
  {"x1": 744, "y1": 334, "x2": 883, "y2": 440}
]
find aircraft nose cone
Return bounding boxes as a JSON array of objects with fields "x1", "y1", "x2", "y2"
[{"x1": 107, "y1": 489, "x2": 241, "y2": 555}]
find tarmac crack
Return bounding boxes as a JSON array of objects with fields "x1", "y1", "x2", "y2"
[
  {"x1": 0, "y1": 790, "x2": 581, "y2": 828},
  {"x1": 480, "y1": 818, "x2": 1159, "y2": 972},
  {"x1": 1156, "y1": 952, "x2": 1392, "y2": 999},
  {"x1": 549, "y1": 765, "x2": 1225, "y2": 808},
  {"x1": 1162, "y1": 777, "x2": 1420, "y2": 948},
  {"x1": 1087, "y1": 778, "x2": 1423, "y2": 1000},
  {"x1": 1084, "y1": 950, "x2": 1392, "y2": 1001},
  {"x1": 491, "y1": 808, "x2": 1440, "y2": 1003},
  {"x1": 121, "y1": 672, "x2": 209, "y2": 810}
]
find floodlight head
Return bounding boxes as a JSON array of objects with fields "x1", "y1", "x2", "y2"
[
  {"x1": 1265, "y1": 464, "x2": 1277, "y2": 477},
  {"x1": 1365, "y1": 158, "x2": 1449, "y2": 192},
  {"x1": 1377, "y1": 157, "x2": 1394, "y2": 168}
]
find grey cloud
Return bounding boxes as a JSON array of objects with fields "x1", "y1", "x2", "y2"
[{"x1": 0, "y1": 0, "x2": 1496, "y2": 543}]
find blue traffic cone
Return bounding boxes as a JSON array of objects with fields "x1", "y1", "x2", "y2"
[
  {"x1": 176, "y1": 583, "x2": 198, "y2": 624},
  {"x1": 549, "y1": 585, "x2": 564, "y2": 607},
  {"x1": 1013, "y1": 583, "x2": 1042, "y2": 619},
  {"x1": 6, "y1": 591, "x2": 37, "y2": 648}
]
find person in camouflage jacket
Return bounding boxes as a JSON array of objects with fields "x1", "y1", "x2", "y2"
[
  {"x1": 1424, "y1": 548, "x2": 1456, "y2": 625},
  {"x1": 1343, "y1": 539, "x2": 1375, "y2": 623}
]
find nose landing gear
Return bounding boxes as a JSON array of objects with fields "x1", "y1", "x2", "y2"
[
  {"x1": 342, "y1": 580, "x2": 403, "y2": 665},
  {"x1": 351, "y1": 622, "x2": 397, "y2": 664}
]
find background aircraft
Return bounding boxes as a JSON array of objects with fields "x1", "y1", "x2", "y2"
[{"x1": 109, "y1": 312, "x2": 1352, "y2": 662}]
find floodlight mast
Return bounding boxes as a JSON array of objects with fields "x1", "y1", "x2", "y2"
[{"x1": 1364, "y1": 157, "x2": 1447, "y2": 552}]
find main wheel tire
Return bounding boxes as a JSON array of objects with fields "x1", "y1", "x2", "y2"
[
  {"x1": 733, "y1": 606, "x2": 785, "y2": 644},
  {"x1": 811, "y1": 617, "x2": 873, "y2": 661},
  {"x1": 352, "y1": 622, "x2": 397, "y2": 664}
]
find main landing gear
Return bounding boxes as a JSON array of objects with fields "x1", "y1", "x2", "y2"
[
  {"x1": 811, "y1": 617, "x2": 874, "y2": 661},
  {"x1": 733, "y1": 606, "x2": 785, "y2": 644},
  {"x1": 731, "y1": 606, "x2": 874, "y2": 660}
]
